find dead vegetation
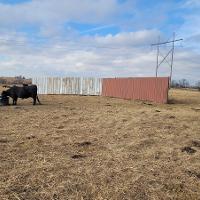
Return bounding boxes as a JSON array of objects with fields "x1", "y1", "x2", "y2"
[
  {"x1": 0, "y1": 76, "x2": 31, "y2": 85},
  {"x1": 0, "y1": 88, "x2": 200, "y2": 200}
]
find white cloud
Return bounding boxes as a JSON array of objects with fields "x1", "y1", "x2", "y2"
[
  {"x1": 0, "y1": 29, "x2": 199, "y2": 83},
  {"x1": 178, "y1": 15, "x2": 200, "y2": 39},
  {"x1": 0, "y1": 0, "x2": 199, "y2": 83},
  {"x1": 0, "y1": 29, "x2": 156, "y2": 77},
  {"x1": 0, "y1": 0, "x2": 131, "y2": 38},
  {"x1": 0, "y1": 0, "x2": 121, "y2": 26},
  {"x1": 92, "y1": 30, "x2": 160, "y2": 46}
]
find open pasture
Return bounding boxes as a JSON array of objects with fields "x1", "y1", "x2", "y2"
[{"x1": 0, "y1": 88, "x2": 200, "y2": 200}]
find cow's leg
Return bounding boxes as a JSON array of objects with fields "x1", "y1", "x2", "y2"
[
  {"x1": 33, "y1": 97, "x2": 36, "y2": 105},
  {"x1": 36, "y1": 95, "x2": 41, "y2": 105},
  {"x1": 15, "y1": 98, "x2": 18, "y2": 105},
  {"x1": 13, "y1": 98, "x2": 17, "y2": 105}
]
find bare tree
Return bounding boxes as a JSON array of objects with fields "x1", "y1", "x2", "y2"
[
  {"x1": 196, "y1": 81, "x2": 200, "y2": 91},
  {"x1": 171, "y1": 80, "x2": 179, "y2": 88},
  {"x1": 179, "y1": 79, "x2": 190, "y2": 88}
]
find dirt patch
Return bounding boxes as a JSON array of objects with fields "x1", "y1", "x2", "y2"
[
  {"x1": 181, "y1": 146, "x2": 197, "y2": 154},
  {"x1": 57, "y1": 125, "x2": 65, "y2": 129},
  {"x1": 191, "y1": 140, "x2": 200, "y2": 148},
  {"x1": 186, "y1": 170, "x2": 200, "y2": 179},
  {"x1": 169, "y1": 115, "x2": 175, "y2": 119},
  {"x1": 77, "y1": 141, "x2": 92, "y2": 147},
  {"x1": 26, "y1": 134, "x2": 36, "y2": 140},
  {"x1": 143, "y1": 102, "x2": 153, "y2": 106},
  {"x1": 71, "y1": 154, "x2": 87, "y2": 159},
  {"x1": 0, "y1": 138, "x2": 9, "y2": 143}
]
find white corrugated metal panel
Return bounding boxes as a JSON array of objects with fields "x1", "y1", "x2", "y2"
[
  {"x1": 81, "y1": 77, "x2": 102, "y2": 95},
  {"x1": 32, "y1": 77, "x2": 102, "y2": 95},
  {"x1": 61, "y1": 77, "x2": 80, "y2": 94},
  {"x1": 32, "y1": 77, "x2": 48, "y2": 94}
]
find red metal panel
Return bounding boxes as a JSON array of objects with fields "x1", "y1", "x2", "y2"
[{"x1": 102, "y1": 77, "x2": 169, "y2": 104}]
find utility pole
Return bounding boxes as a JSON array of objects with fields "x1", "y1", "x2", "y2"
[
  {"x1": 156, "y1": 36, "x2": 160, "y2": 77},
  {"x1": 151, "y1": 33, "x2": 183, "y2": 85},
  {"x1": 170, "y1": 32, "x2": 175, "y2": 84}
]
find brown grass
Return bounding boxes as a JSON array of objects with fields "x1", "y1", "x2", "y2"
[{"x1": 0, "y1": 87, "x2": 200, "y2": 200}]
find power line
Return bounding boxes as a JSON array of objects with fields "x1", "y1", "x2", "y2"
[
  {"x1": 0, "y1": 38, "x2": 153, "y2": 52},
  {"x1": 151, "y1": 38, "x2": 183, "y2": 46},
  {"x1": 151, "y1": 32, "x2": 183, "y2": 85}
]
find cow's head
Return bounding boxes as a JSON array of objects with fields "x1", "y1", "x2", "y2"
[{"x1": 1, "y1": 90, "x2": 8, "y2": 97}]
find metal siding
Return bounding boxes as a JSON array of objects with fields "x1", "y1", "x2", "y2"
[
  {"x1": 32, "y1": 77, "x2": 169, "y2": 103},
  {"x1": 32, "y1": 77, "x2": 102, "y2": 96},
  {"x1": 102, "y1": 77, "x2": 169, "y2": 103}
]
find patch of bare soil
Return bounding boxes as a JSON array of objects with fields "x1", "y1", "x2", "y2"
[
  {"x1": 0, "y1": 88, "x2": 200, "y2": 200},
  {"x1": 181, "y1": 146, "x2": 197, "y2": 154}
]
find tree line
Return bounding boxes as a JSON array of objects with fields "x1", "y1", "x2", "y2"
[
  {"x1": 171, "y1": 79, "x2": 200, "y2": 91},
  {"x1": 0, "y1": 76, "x2": 31, "y2": 85}
]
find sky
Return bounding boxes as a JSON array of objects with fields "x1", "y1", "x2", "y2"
[{"x1": 0, "y1": 0, "x2": 199, "y2": 83}]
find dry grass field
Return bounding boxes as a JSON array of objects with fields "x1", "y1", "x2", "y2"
[{"x1": 0, "y1": 86, "x2": 200, "y2": 200}]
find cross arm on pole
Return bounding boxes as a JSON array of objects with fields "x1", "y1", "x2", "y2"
[{"x1": 151, "y1": 38, "x2": 183, "y2": 46}]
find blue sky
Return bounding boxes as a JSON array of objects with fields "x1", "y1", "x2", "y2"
[{"x1": 0, "y1": 0, "x2": 199, "y2": 83}]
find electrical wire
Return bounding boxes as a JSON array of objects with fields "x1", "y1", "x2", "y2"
[{"x1": 0, "y1": 37, "x2": 155, "y2": 51}]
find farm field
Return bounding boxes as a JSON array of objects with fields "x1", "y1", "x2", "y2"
[{"x1": 0, "y1": 88, "x2": 200, "y2": 200}]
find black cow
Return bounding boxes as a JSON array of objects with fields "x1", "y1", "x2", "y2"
[{"x1": 1, "y1": 85, "x2": 41, "y2": 105}]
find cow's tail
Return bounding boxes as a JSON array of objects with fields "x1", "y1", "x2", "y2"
[{"x1": 37, "y1": 95, "x2": 41, "y2": 105}]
